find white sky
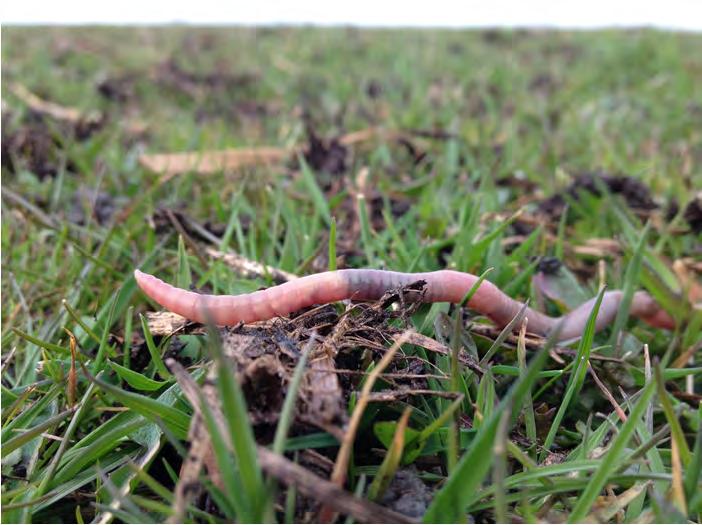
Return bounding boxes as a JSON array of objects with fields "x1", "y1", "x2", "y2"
[{"x1": 2, "y1": 0, "x2": 702, "y2": 31}]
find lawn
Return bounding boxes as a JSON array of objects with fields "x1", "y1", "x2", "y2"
[{"x1": 1, "y1": 26, "x2": 701, "y2": 523}]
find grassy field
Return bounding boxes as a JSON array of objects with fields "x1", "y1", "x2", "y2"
[{"x1": 1, "y1": 26, "x2": 701, "y2": 523}]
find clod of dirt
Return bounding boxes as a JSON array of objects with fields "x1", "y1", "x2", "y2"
[
  {"x1": 379, "y1": 468, "x2": 433, "y2": 519},
  {"x1": 240, "y1": 354, "x2": 287, "y2": 425},
  {"x1": 72, "y1": 116, "x2": 106, "y2": 141},
  {"x1": 68, "y1": 187, "x2": 117, "y2": 226},
  {"x1": 368, "y1": 192, "x2": 412, "y2": 231},
  {"x1": 163, "y1": 338, "x2": 194, "y2": 368},
  {"x1": 231, "y1": 100, "x2": 270, "y2": 119},
  {"x1": 537, "y1": 256, "x2": 562, "y2": 275},
  {"x1": 496, "y1": 173, "x2": 539, "y2": 193},
  {"x1": 538, "y1": 171, "x2": 658, "y2": 218},
  {"x1": 97, "y1": 74, "x2": 136, "y2": 103},
  {"x1": 301, "y1": 126, "x2": 348, "y2": 178},
  {"x1": 2, "y1": 121, "x2": 63, "y2": 179},
  {"x1": 155, "y1": 58, "x2": 257, "y2": 98},
  {"x1": 365, "y1": 79, "x2": 383, "y2": 99},
  {"x1": 529, "y1": 73, "x2": 560, "y2": 96},
  {"x1": 665, "y1": 198, "x2": 680, "y2": 222},
  {"x1": 683, "y1": 193, "x2": 702, "y2": 234}
]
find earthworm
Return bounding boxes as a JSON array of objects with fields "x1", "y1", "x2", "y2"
[{"x1": 134, "y1": 269, "x2": 675, "y2": 342}]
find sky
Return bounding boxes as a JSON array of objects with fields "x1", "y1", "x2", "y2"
[{"x1": 2, "y1": 0, "x2": 701, "y2": 31}]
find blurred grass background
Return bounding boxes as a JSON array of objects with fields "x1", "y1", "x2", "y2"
[{"x1": 1, "y1": 27, "x2": 701, "y2": 523}]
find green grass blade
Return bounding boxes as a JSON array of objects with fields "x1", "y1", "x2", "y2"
[
  {"x1": 608, "y1": 222, "x2": 649, "y2": 348},
  {"x1": 139, "y1": 314, "x2": 171, "y2": 380},
  {"x1": 328, "y1": 217, "x2": 337, "y2": 271},
  {"x1": 423, "y1": 332, "x2": 554, "y2": 522},
  {"x1": 176, "y1": 234, "x2": 192, "y2": 289},
  {"x1": 568, "y1": 379, "x2": 657, "y2": 522},
  {"x1": 272, "y1": 337, "x2": 315, "y2": 455},
  {"x1": 206, "y1": 326, "x2": 268, "y2": 521},
  {"x1": 540, "y1": 286, "x2": 606, "y2": 460},
  {"x1": 654, "y1": 364, "x2": 691, "y2": 466},
  {"x1": 1, "y1": 407, "x2": 75, "y2": 456},
  {"x1": 298, "y1": 155, "x2": 331, "y2": 225},
  {"x1": 684, "y1": 403, "x2": 702, "y2": 505},
  {"x1": 86, "y1": 374, "x2": 189, "y2": 439},
  {"x1": 108, "y1": 361, "x2": 169, "y2": 391}
]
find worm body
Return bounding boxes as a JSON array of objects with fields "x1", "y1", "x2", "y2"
[{"x1": 134, "y1": 269, "x2": 675, "y2": 341}]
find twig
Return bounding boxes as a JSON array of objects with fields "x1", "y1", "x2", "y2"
[
  {"x1": 364, "y1": 389, "x2": 462, "y2": 401},
  {"x1": 164, "y1": 209, "x2": 208, "y2": 267},
  {"x1": 257, "y1": 446, "x2": 416, "y2": 523}
]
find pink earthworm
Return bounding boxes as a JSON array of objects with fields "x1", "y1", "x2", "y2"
[{"x1": 133, "y1": 269, "x2": 675, "y2": 342}]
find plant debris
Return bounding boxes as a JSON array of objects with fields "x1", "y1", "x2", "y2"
[
  {"x1": 8, "y1": 82, "x2": 105, "y2": 139},
  {"x1": 537, "y1": 171, "x2": 658, "y2": 218},
  {"x1": 139, "y1": 146, "x2": 290, "y2": 178}
]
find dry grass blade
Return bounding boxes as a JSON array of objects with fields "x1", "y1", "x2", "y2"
[
  {"x1": 337, "y1": 127, "x2": 402, "y2": 146},
  {"x1": 318, "y1": 331, "x2": 411, "y2": 521},
  {"x1": 393, "y1": 330, "x2": 482, "y2": 374},
  {"x1": 139, "y1": 147, "x2": 290, "y2": 177},
  {"x1": 573, "y1": 238, "x2": 623, "y2": 258},
  {"x1": 330, "y1": 330, "x2": 412, "y2": 486},
  {"x1": 138, "y1": 126, "x2": 401, "y2": 180},
  {"x1": 584, "y1": 482, "x2": 651, "y2": 523},
  {"x1": 2, "y1": 186, "x2": 59, "y2": 229},
  {"x1": 64, "y1": 328, "x2": 78, "y2": 408},
  {"x1": 367, "y1": 407, "x2": 412, "y2": 501},
  {"x1": 9, "y1": 82, "x2": 101, "y2": 124},
  {"x1": 365, "y1": 389, "x2": 462, "y2": 401},
  {"x1": 588, "y1": 364, "x2": 627, "y2": 423},
  {"x1": 0, "y1": 347, "x2": 17, "y2": 376},
  {"x1": 671, "y1": 341, "x2": 701, "y2": 369},
  {"x1": 164, "y1": 210, "x2": 208, "y2": 266},
  {"x1": 170, "y1": 412, "x2": 210, "y2": 524},
  {"x1": 670, "y1": 431, "x2": 688, "y2": 514}
]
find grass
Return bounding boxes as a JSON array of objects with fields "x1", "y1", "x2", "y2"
[{"x1": 2, "y1": 26, "x2": 701, "y2": 523}]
